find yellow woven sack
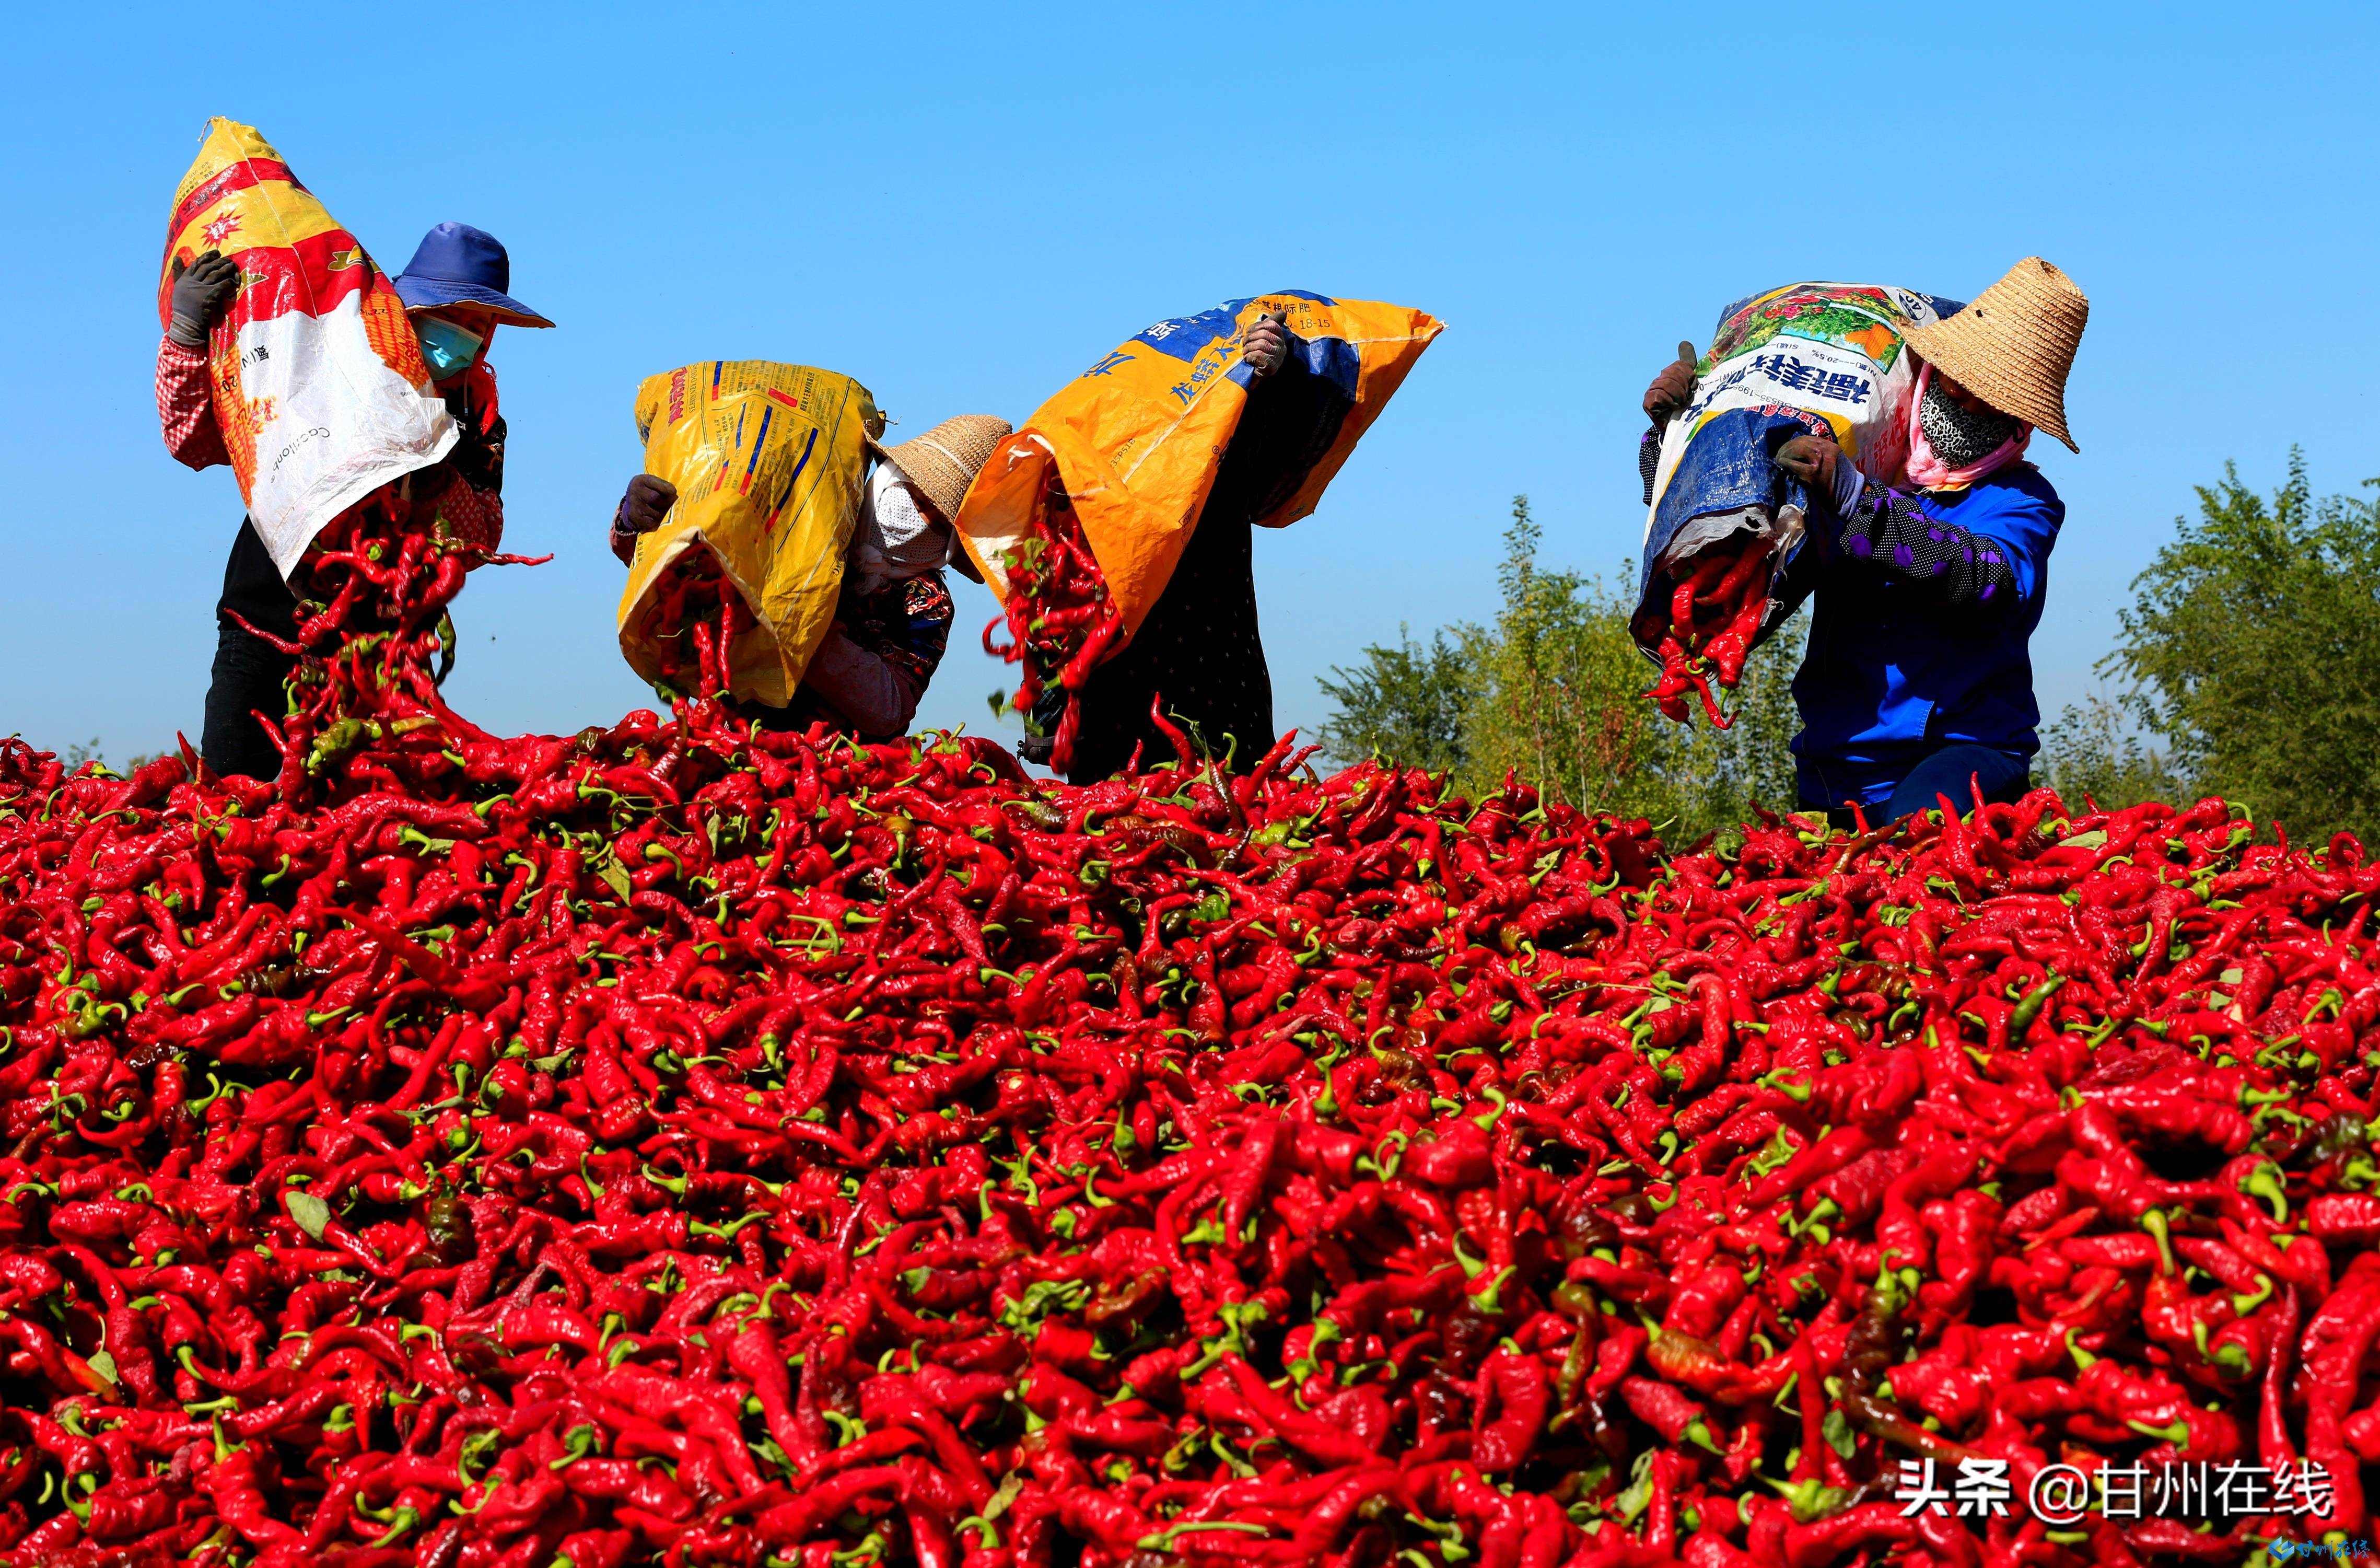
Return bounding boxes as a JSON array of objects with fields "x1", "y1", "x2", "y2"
[
  {"x1": 615, "y1": 362, "x2": 882, "y2": 706},
  {"x1": 954, "y1": 292, "x2": 1441, "y2": 638},
  {"x1": 157, "y1": 118, "x2": 454, "y2": 577}
]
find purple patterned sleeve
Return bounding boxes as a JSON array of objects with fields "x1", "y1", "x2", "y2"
[
  {"x1": 1639, "y1": 431, "x2": 1661, "y2": 507},
  {"x1": 1836, "y1": 481, "x2": 2020, "y2": 606}
]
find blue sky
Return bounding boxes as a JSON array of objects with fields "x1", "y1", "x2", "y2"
[{"x1": 6, "y1": 3, "x2": 2375, "y2": 766}]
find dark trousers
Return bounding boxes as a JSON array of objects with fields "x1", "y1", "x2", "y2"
[
  {"x1": 201, "y1": 520, "x2": 299, "y2": 781},
  {"x1": 1066, "y1": 510, "x2": 1271, "y2": 783},
  {"x1": 1810, "y1": 743, "x2": 2030, "y2": 832}
]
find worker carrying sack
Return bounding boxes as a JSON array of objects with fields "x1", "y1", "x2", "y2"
[
  {"x1": 1634, "y1": 282, "x2": 1961, "y2": 662},
  {"x1": 615, "y1": 362, "x2": 883, "y2": 706},
  {"x1": 955, "y1": 292, "x2": 1442, "y2": 642},
  {"x1": 156, "y1": 118, "x2": 458, "y2": 578}
]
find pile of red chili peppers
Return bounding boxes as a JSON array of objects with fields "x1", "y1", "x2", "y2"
[
  {"x1": 2, "y1": 507, "x2": 2377, "y2": 1568},
  {"x1": 1643, "y1": 549, "x2": 1772, "y2": 730},
  {"x1": 983, "y1": 476, "x2": 1124, "y2": 775}
]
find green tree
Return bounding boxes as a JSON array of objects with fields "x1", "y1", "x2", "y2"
[
  {"x1": 2101, "y1": 452, "x2": 2380, "y2": 839},
  {"x1": 1319, "y1": 496, "x2": 1804, "y2": 841},
  {"x1": 2036, "y1": 692, "x2": 2182, "y2": 814},
  {"x1": 1314, "y1": 626, "x2": 1471, "y2": 775}
]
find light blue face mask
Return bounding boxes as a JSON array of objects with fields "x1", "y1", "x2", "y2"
[{"x1": 415, "y1": 316, "x2": 485, "y2": 382}]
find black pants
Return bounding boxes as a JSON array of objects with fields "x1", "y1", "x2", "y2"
[
  {"x1": 1066, "y1": 509, "x2": 1271, "y2": 782},
  {"x1": 1805, "y1": 743, "x2": 2031, "y2": 832},
  {"x1": 201, "y1": 520, "x2": 299, "y2": 781}
]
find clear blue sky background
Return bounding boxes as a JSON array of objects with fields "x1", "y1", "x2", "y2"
[{"x1": 7, "y1": 4, "x2": 2374, "y2": 768}]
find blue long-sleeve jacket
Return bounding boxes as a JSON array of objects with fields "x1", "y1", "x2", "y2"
[
  {"x1": 1638, "y1": 431, "x2": 2064, "y2": 808},
  {"x1": 1788, "y1": 463, "x2": 2062, "y2": 808}
]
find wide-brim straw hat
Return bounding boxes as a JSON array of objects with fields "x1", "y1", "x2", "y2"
[
  {"x1": 1901, "y1": 258, "x2": 2088, "y2": 453},
  {"x1": 871, "y1": 415, "x2": 1013, "y2": 524}
]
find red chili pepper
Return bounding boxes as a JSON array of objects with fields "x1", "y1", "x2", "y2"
[{"x1": 12, "y1": 491, "x2": 2380, "y2": 1565}]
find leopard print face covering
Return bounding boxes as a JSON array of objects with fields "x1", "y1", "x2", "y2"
[{"x1": 1918, "y1": 377, "x2": 2022, "y2": 470}]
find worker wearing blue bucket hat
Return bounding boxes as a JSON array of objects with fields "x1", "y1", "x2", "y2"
[
  {"x1": 380, "y1": 221, "x2": 552, "y2": 567},
  {"x1": 393, "y1": 222, "x2": 554, "y2": 329},
  {"x1": 157, "y1": 220, "x2": 552, "y2": 780}
]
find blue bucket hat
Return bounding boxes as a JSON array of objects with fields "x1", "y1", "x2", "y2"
[{"x1": 391, "y1": 223, "x2": 553, "y2": 328}]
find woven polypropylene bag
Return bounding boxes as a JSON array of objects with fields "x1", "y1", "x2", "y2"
[
  {"x1": 1633, "y1": 282, "x2": 1964, "y2": 659},
  {"x1": 615, "y1": 362, "x2": 881, "y2": 705},
  {"x1": 157, "y1": 119, "x2": 456, "y2": 577},
  {"x1": 954, "y1": 292, "x2": 1441, "y2": 644}
]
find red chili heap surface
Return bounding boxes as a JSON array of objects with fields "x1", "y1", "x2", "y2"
[
  {"x1": 983, "y1": 480, "x2": 1124, "y2": 774},
  {"x1": 1643, "y1": 550, "x2": 1772, "y2": 730},
  {"x1": 4, "y1": 513, "x2": 2379, "y2": 1568}
]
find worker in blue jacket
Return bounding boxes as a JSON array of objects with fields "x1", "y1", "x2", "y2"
[{"x1": 1639, "y1": 258, "x2": 2090, "y2": 827}]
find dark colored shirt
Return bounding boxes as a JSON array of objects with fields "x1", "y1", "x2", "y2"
[
  {"x1": 1634, "y1": 429, "x2": 2062, "y2": 808},
  {"x1": 743, "y1": 572, "x2": 955, "y2": 741},
  {"x1": 1061, "y1": 342, "x2": 1349, "y2": 782}
]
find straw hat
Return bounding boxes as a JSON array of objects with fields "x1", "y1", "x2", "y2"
[
  {"x1": 1901, "y1": 258, "x2": 2089, "y2": 452},
  {"x1": 874, "y1": 414, "x2": 1013, "y2": 523}
]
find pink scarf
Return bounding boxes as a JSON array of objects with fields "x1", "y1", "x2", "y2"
[{"x1": 1903, "y1": 363, "x2": 2031, "y2": 491}]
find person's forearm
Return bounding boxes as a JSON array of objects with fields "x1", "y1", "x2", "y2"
[
  {"x1": 1639, "y1": 431, "x2": 1659, "y2": 507},
  {"x1": 155, "y1": 338, "x2": 229, "y2": 470},
  {"x1": 1835, "y1": 480, "x2": 2020, "y2": 605},
  {"x1": 610, "y1": 500, "x2": 639, "y2": 565}
]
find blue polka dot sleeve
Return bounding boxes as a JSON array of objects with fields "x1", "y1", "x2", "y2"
[{"x1": 1837, "y1": 480, "x2": 2021, "y2": 606}]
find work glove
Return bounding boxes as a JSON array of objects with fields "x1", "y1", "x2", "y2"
[
  {"x1": 1243, "y1": 311, "x2": 1292, "y2": 380},
  {"x1": 611, "y1": 473, "x2": 677, "y2": 564},
  {"x1": 1774, "y1": 434, "x2": 1842, "y2": 496},
  {"x1": 1642, "y1": 341, "x2": 1698, "y2": 428},
  {"x1": 619, "y1": 474, "x2": 678, "y2": 533},
  {"x1": 167, "y1": 251, "x2": 240, "y2": 349},
  {"x1": 1012, "y1": 679, "x2": 1077, "y2": 768}
]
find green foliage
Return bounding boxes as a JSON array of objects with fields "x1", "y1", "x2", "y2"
[
  {"x1": 1318, "y1": 496, "x2": 1804, "y2": 842},
  {"x1": 1315, "y1": 626, "x2": 1469, "y2": 777},
  {"x1": 2037, "y1": 692, "x2": 2183, "y2": 815},
  {"x1": 2100, "y1": 452, "x2": 2380, "y2": 841},
  {"x1": 57, "y1": 739, "x2": 160, "y2": 777}
]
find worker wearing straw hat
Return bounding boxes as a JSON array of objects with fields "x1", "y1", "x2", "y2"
[
  {"x1": 1642, "y1": 257, "x2": 2089, "y2": 827},
  {"x1": 610, "y1": 414, "x2": 1012, "y2": 739}
]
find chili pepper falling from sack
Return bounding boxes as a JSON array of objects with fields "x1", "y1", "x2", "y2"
[
  {"x1": 1642, "y1": 545, "x2": 1774, "y2": 728},
  {"x1": 982, "y1": 473, "x2": 1122, "y2": 774}
]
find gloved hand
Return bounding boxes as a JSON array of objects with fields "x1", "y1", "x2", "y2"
[
  {"x1": 1243, "y1": 311, "x2": 1291, "y2": 380},
  {"x1": 619, "y1": 473, "x2": 678, "y2": 533},
  {"x1": 167, "y1": 251, "x2": 240, "y2": 348},
  {"x1": 1642, "y1": 341, "x2": 1698, "y2": 427},
  {"x1": 1015, "y1": 681, "x2": 1072, "y2": 768},
  {"x1": 1774, "y1": 434, "x2": 1842, "y2": 495}
]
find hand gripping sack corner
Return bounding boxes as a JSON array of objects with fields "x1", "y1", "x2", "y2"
[
  {"x1": 1633, "y1": 282, "x2": 1963, "y2": 656},
  {"x1": 157, "y1": 119, "x2": 457, "y2": 578},
  {"x1": 616, "y1": 362, "x2": 880, "y2": 706},
  {"x1": 953, "y1": 292, "x2": 1441, "y2": 640}
]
